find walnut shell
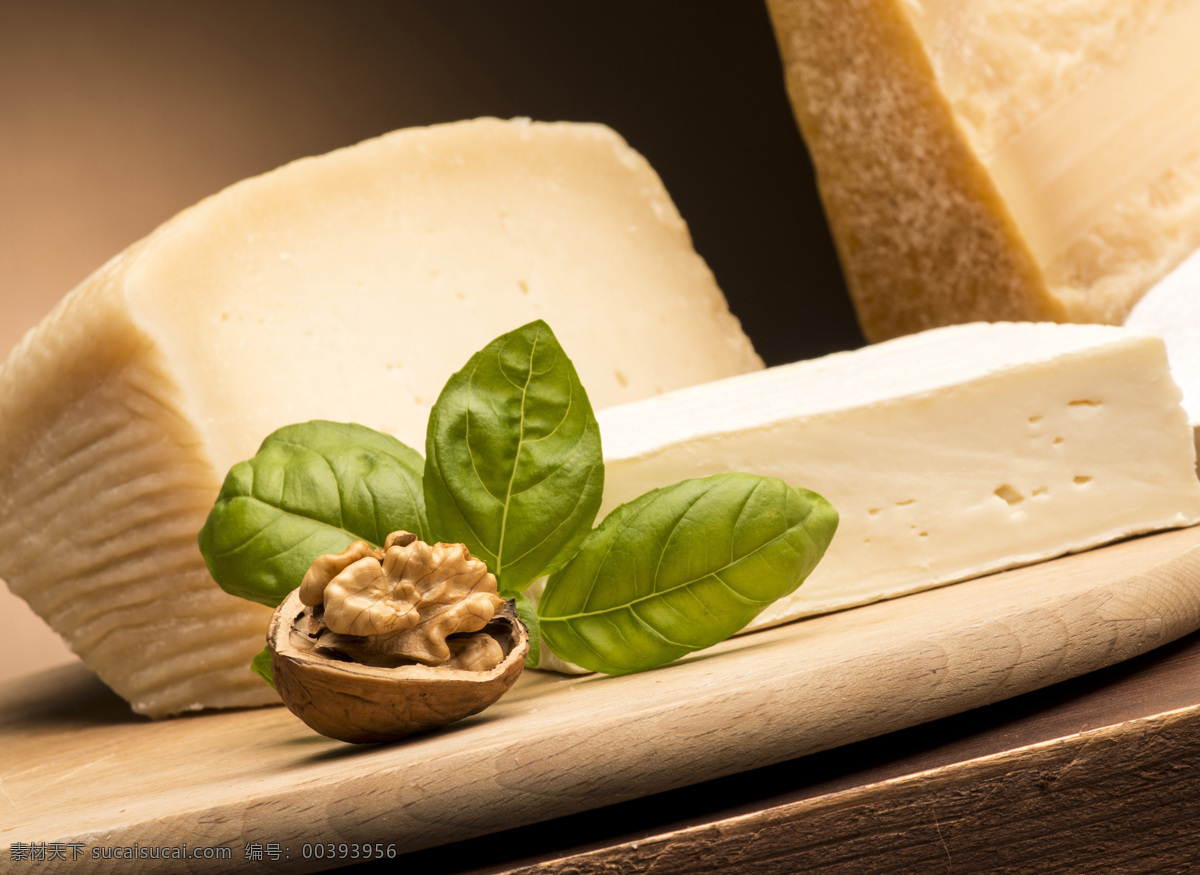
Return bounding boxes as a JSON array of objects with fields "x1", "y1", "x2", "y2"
[{"x1": 269, "y1": 588, "x2": 528, "y2": 743}]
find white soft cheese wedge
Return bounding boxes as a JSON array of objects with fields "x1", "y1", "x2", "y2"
[
  {"x1": 592, "y1": 322, "x2": 1200, "y2": 630},
  {"x1": 767, "y1": 0, "x2": 1200, "y2": 342},
  {"x1": 0, "y1": 118, "x2": 761, "y2": 716}
]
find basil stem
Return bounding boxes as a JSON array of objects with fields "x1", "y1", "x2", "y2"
[{"x1": 513, "y1": 592, "x2": 542, "y2": 669}]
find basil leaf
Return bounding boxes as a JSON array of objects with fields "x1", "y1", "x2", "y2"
[
  {"x1": 251, "y1": 645, "x2": 275, "y2": 689},
  {"x1": 198, "y1": 420, "x2": 426, "y2": 607},
  {"x1": 537, "y1": 473, "x2": 838, "y2": 674},
  {"x1": 424, "y1": 320, "x2": 604, "y2": 598}
]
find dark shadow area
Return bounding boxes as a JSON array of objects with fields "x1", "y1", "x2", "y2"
[
  {"x1": 402, "y1": 1, "x2": 861, "y2": 365},
  {"x1": 0, "y1": 663, "x2": 146, "y2": 731}
]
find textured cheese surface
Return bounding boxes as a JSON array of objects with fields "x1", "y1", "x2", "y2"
[
  {"x1": 0, "y1": 118, "x2": 761, "y2": 716},
  {"x1": 595, "y1": 322, "x2": 1200, "y2": 629},
  {"x1": 767, "y1": 0, "x2": 1200, "y2": 342}
]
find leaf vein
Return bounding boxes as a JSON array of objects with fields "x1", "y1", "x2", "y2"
[
  {"x1": 501, "y1": 459, "x2": 602, "y2": 570},
  {"x1": 629, "y1": 603, "x2": 690, "y2": 648},
  {"x1": 495, "y1": 325, "x2": 543, "y2": 576},
  {"x1": 553, "y1": 525, "x2": 800, "y2": 621}
]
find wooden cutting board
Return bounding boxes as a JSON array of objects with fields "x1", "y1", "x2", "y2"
[{"x1": 6, "y1": 524, "x2": 1200, "y2": 872}]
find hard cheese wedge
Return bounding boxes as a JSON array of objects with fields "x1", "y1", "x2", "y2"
[
  {"x1": 0, "y1": 118, "x2": 761, "y2": 717},
  {"x1": 594, "y1": 322, "x2": 1200, "y2": 630},
  {"x1": 767, "y1": 0, "x2": 1200, "y2": 342}
]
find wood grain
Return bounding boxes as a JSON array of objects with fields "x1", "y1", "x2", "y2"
[
  {"x1": 5, "y1": 524, "x2": 1200, "y2": 873},
  {"x1": 467, "y1": 630, "x2": 1200, "y2": 874},
  {"x1": 482, "y1": 704, "x2": 1200, "y2": 874}
]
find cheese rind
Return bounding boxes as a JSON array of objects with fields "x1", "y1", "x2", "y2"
[
  {"x1": 1126, "y1": 247, "x2": 1200, "y2": 433},
  {"x1": 0, "y1": 118, "x2": 761, "y2": 716},
  {"x1": 767, "y1": 0, "x2": 1200, "y2": 341},
  {"x1": 594, "y1": 322, "x2": 1200, "y2": 628}
]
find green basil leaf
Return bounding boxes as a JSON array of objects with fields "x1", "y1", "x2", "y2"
[
  {"x1": 514, "y1": 593, "x2": 542, "y2": 669},
  {"x1": 537, "y1": 473, "x2": 838, "y2": 674},
  {"x1": 198, "y1": 420, "x2": 426, "y2": 607},
  {"x1": 251, "y1": 645, "x2": 275, "y2": 689},
  {"x1": 424, "y1": 320, "x2": 604, "y2": 598}
]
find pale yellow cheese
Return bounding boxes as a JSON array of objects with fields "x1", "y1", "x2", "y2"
[
  {"x1": 767, "y1": 0, "x2": 1200, "y2": 342},
  {"x1": 0, "y1": 118, "x2": 761, "y2": 716}
]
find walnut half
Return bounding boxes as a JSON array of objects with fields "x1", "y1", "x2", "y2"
[{"x1": 269, "y1": 532, "x2": 528, "y2": 743}]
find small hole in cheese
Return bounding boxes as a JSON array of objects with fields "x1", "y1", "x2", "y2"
[
  {"x1": 1074, "y1": 475, "x2": 1093, "y2": 486},
  {"x1": 994, "y1": 484, "x2": 1024, "y2": 505}
]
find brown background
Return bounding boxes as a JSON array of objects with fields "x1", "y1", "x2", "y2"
[{"x1": 0, "y1": 1, "x2": 858, "y2": 684}]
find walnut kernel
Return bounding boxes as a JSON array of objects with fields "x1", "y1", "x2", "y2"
[{"x1": 269, "y1": 531, "x2": 527, "y2": 743}]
